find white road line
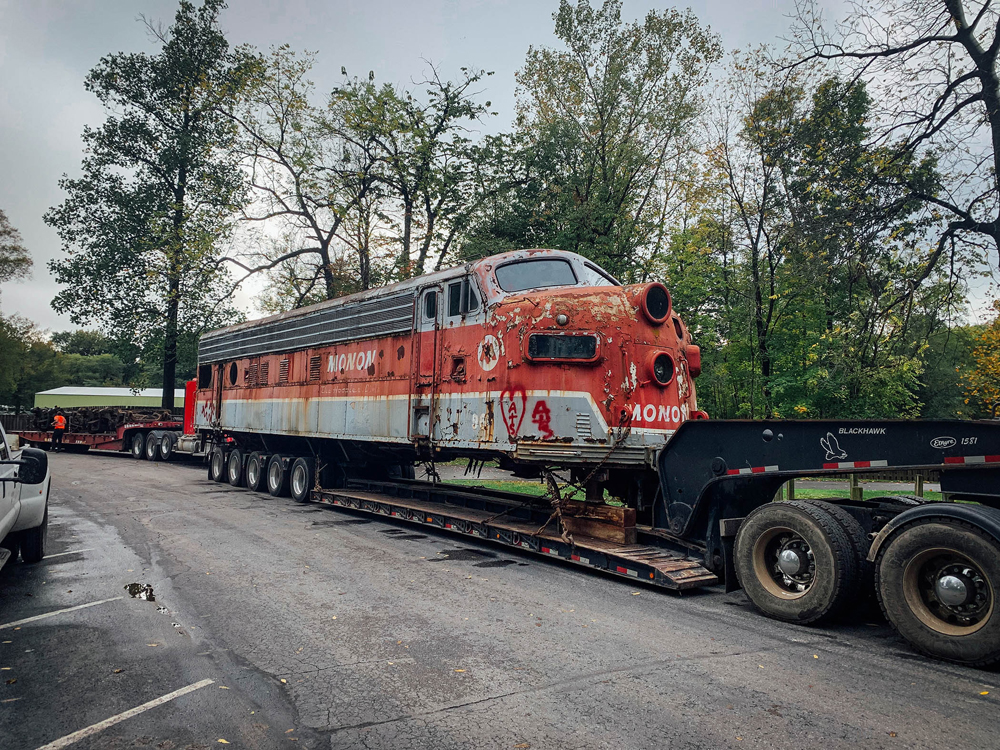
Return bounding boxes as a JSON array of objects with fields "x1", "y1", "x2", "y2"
[
  {"x1": 43, "y1": 549, "x2": 94, "y2": 560},
  {"x1": 0, "y1": 597, "x2": 123, "y2": 630},
  {"x1": 35, "y1": 678, "x2": 215, "y2": 750}
]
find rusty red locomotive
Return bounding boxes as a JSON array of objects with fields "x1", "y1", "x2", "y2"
[{"x1": 194, "y1": 248, "x2": 702, "y2": 505}]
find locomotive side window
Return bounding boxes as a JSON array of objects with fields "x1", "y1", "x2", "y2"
[
  {"x1": 447, "y1": 278, "x2": 480, "y2": 317},
  {"x1": 495, "y1": 259, "x2": 577, "y2": 292},
  {"x1": 198, "y1": 364, "x2": 212, "y2": 388},
  {"x1": 583, "y1": 262, "x2": 620, "y2": 287},
  {"x1": 228, "y1": 362, "x2": 238, "y2": 386},
  {"x1": 423, "y1": 291, "x2": 437, "y2": 320}
]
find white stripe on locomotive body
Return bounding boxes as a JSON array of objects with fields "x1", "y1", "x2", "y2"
[{"x1": 197, "y1": 390, "x2": 677, "y2": 454}]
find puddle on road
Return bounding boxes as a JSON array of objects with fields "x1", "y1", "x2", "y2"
[
  {"x1": 473, "y1": 559, "x2": 518, "y2": 568},
  {"x1": 429, "y1": 548, "x2": 497, "y2": 562},
  {"x1": 124, "y1": 583, "x2": 155, "y2": 601}
]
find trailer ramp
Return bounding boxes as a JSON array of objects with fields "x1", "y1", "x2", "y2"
[{"x1": 313, "y1": 482, "x2": 717, "y2": 591}]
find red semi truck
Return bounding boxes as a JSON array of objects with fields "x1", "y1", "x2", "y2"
[{"x1": 16, "y1": 381, "x2": 206, "y2": 460}]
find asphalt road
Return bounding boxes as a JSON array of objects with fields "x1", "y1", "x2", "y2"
[{"x1": 1, "y1": 452, "x2": 997, "y2": 750}]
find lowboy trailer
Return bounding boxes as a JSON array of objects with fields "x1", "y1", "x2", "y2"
[{"x1": 185, "y1": 248, "x2": 1000, "y2": 666}]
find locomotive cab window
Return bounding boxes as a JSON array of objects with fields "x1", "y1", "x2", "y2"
[
  {"x1": 423, "y1": 290, "x2": 437, "y2": 320},
  {"x1": 198, "y1": 364, "x2": 212, "y2": 388},
  {"x1": 495, "y1": 259, "x2": 577, "y2": 292},
  {"x1": 447, "y1": 278, "x2": 480, "y2": 317}
]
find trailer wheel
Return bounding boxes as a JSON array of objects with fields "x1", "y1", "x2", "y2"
[
  {"x1": 209, "y1": 447, "x2": 227, "y2": 482},
  {"x1": 735, "y1": 500, "x2": 859, "y2": 624},
  {"x1": 876, "y1": 519, "x2": 1000, "y2": 666},
  {"x1": 159, "y1": 432, "x2": 177, "y2": 460},
  {"x1": 798, "y1": 499, "x2": 874, "y2": 603},
  {"x1": 131, "y1": 432, "x2": 146, "y2": 459},
  {"x1": 225, "y1": 448, "x2": 243, "y2": 487},
  {"x1": 290, "y1": 457, "x2": 315, "y2": 503},
  {"x1": 145, "y1": 431, "x2": 163, "y2": 461},
  {"x1": 266, "y1": 454, "x2": 290, "y2": 497},
  {"x1": 246, "y1": 452, "x2": 268, "y2": 492}
]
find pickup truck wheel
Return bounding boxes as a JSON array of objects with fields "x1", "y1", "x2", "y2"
[
  {"x1": 145, "y1": 431, "x2": 163, "y2": 461},
  {"x1": 19, "y1": 505, "x2": 47, "y2": 564},
  {"x1": 227, "y1": 448, "x2": 245, "y2": 487},
  {"x1": 266, "y1": 454, "x2": 290, "y2": 497},
  {"x1": 876, "y1": 519, "x2": 1000, "y2": 666},
  {"x1": 735, "y1": 500, "x2": 859, "y2": 624},
  {"x1": 209, "y1": 447, "x2": 227, "y2": 482},
  {"x1": 131, "y1": 432, "x2": 146, "y2": 459},
  {"x1": 290, "y1": 457, "x2": 314, "y2": 503},
  {"x1": 246, "y1": 452, "x2": 268, "y2": 492}
]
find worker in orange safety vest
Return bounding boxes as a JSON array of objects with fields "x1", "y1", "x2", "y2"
[{"x1": 52, "y1": 410, "x2": 66, "y2": 449}]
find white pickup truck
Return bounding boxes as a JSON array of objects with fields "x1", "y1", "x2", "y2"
[{"x1": 0, "y1": 422, "x2": 51, "y2": 569}]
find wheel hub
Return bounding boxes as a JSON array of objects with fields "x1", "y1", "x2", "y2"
[
  {"x1": 778, "y1": 548, "x2": 807, "y2": 576},
  {"x1": 935, "y1": 572, "x2": 973, "y2": 607}
]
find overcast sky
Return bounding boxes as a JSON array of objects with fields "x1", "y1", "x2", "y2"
[{"x1": 0, "y1": 0, "x2": 843, "y2": 331}]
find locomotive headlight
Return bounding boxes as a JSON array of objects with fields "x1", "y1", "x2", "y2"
[
  {"x1": 641, "y1": 283, "x2": 672, "y2": 325},
  {"x1": 556, "y1": 313, "x2": 569, "y2": 326},
  {"x1": 650, "y1": 351, "x2": 675, "y2": 386}
]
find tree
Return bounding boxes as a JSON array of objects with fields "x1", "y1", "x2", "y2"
[
  {"x1": 791, "y1": 0, "x2": 1000, "y2": 274},
  {"x1": 45, "y1": 0, "x2": 252, "y2": 407},
  {"x1": 0, "y1": 209, "x2": 31, "y2": 289},
  {"x1": 511, "y1": 0, "x2": 721, "y2": 280},
  {"x1": 50, "y1": 329, "x2": 114, "y2": 356},
  {"x1": 690, "y1": 53, "x2": 957, "y2": 419},
  {"x1": 964, "y1": 300, "x2": 1000, "y2": 415}
]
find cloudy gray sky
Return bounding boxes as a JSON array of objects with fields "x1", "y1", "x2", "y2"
[{"x1": 0, "y1": 0, "x2": 841, "y2": 331}]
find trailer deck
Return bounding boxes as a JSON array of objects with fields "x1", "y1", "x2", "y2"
[{"x1": 314, "y1": 479, "x2": 719, "y2": 590}]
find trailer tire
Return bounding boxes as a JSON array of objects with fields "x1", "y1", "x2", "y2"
[
  {"x1": 227, "y1": 448, "x2": 245, "y2": 487},
  {"x1": 159, "y1": 432, "x2": 177, "y2": 461},
  {"x1": 131, "y1": 432, "x2": 146, "y2": 459},
  {"x1": 876, "y1": 518, "x2": 1000, "y2": 666},
  {"x1": 290, "y1": 457, "x2": 314, "y2": 503},
  {"x1": 209, "y1": 447, "x2": 227, "y2": 482},
  {"x1": 735, "y1": 500, "x2": 859, "y2": 624},
  {"x1": 267, "y1": 454, "x2": 290, "y2": 497},
  {"x1": 145, "y1": 431, "x2": 163, "y2": 461},
  {"x1": 246, "y1": 452, "x2": 268, "y2": 492},
  {"x1": 797, "y1": 498, "x2": 874, "y2": 605}
]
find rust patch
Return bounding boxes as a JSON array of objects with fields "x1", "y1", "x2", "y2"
[{"x1": 396, "y1": 345, "x2": 405, "y2": 360}]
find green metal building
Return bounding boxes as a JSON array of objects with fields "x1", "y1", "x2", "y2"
[{"x1": 34, "y1": 387, "x2": 187, "y2": 408}]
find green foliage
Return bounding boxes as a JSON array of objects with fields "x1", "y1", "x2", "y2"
[
  {"x1": 50, "y1": 329, "x2": 113, "y2": 356},
  {"x1": 0, "y1": 315, "x2": 129, "y2": 411},
  {"x1": 672, "y1": 63, "x2": 965, "y2": 420},
  {"x1": 44, "y1": 0, "x2": 251, "y2": 406},
  {"x1": 473, "y1": 0, "x2": 721, "y2": 281},
  {"x1": 0, "y1": 209, "x2": 31, "y2": 288}
]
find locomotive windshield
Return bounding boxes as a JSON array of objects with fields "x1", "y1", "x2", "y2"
[{"x1": 495, "y1": 258, "x2": 578, "y2": 292}]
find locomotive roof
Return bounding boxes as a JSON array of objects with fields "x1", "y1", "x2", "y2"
[
  {"x1": 199, "y1": 248, "x2": 590, "y2": 363},
  {"x1": 203, "y1": 248, "x2": 594, "y2": 339}
]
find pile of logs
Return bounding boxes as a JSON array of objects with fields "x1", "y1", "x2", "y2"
[{"x1": 30, "y1": 406, "x2": 176, "y2": 434}]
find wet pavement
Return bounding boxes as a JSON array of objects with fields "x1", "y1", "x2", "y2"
[{"x1": 1, "y1": 452, "x2": 997, "y2": 749}]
